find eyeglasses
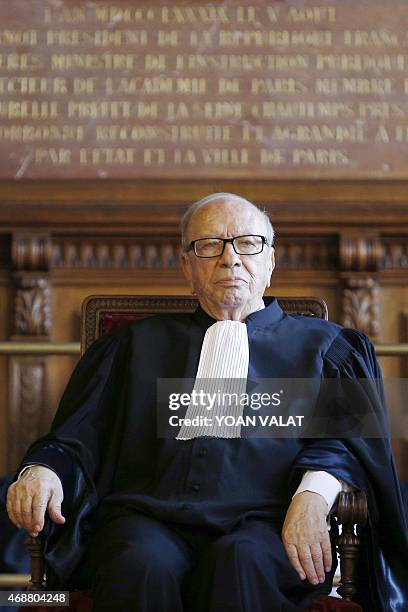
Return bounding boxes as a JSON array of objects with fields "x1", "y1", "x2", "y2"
[{"x1": 186, "y1": 235, "x2": 271, "y2": 258}]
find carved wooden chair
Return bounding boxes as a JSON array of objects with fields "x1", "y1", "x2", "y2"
[{"x1": 24, "y1": 295, "x2": 367, "y2": 612}]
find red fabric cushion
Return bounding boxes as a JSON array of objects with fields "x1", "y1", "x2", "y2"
[
  {"x1": 306, "y1": 595, "x2": 362, "y2": 611},
  {"x1": 101, "y1": 313, "x2": 152, "y2": 335},
  {"x1": 20, "y1": 592, "x2": 361, "y2": 612}
]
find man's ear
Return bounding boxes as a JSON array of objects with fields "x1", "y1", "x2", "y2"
[
  {"x1": 180, "y1": 250, "x2": 192, "y2": 283},
  {"x1": 266, "y1": 247, "x2": 275, "y2": 288}
]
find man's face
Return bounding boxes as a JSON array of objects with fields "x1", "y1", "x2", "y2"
[{"x1": 181, "y1": 199, "x2": 275, "y2": 312}]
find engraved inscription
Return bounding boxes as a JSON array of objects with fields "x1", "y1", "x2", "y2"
[{"x1": 0, "y1": 1, "x2": 408, "y2": 178}]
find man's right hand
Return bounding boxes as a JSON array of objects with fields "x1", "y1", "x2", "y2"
[{"x1": 6, "y1": 466, "x2": 65, "y2": 537}]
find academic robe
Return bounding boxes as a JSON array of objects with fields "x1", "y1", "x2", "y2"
[{"x1": 18, "y1": 297, "x2": 408, "y2": 611}]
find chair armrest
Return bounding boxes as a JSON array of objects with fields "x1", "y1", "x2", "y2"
[{"x1": 336, "y1": 491, "x2": 367, "y2": 527}]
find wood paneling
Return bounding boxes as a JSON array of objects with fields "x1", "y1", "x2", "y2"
[
  {"x1": 0, "y1": 179, "x2": 407, "y2": 474},
  {"x1": 0, "y1": 180, "x2": 408, "y2": 233}
]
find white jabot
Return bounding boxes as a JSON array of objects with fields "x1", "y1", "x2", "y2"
[
  {"x1": 176, "y1": 320, "x2": 249, "y2": 439},
  {"x1": 175, "y1": 304, "x2": 353, "y2": 509}
]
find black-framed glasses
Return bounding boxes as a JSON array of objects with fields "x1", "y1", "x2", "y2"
[{"x1": 186, "y1": 235, "x2": 271, "y2": 258}]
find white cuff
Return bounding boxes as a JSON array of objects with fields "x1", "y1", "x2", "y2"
[
  {"x1": 18, "y1": 465, "x2": 36, "y2": 480},
  {"x1": 18, "y1": 464, "x2": 58, "y2": 480},
  {"x1": 293, "y1": 470, "x2": 342, "y2": 511}
]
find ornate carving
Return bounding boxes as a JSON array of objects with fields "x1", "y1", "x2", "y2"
[
  {"x1": 342, "y1": 277, "x2": 380, "y2": 339},
  {"x1": 276, "y1": 237, "x2": 337, "y2": 270},
  {"x1": 340, "y1": 234, "x2": 381, "y2": 339},
  {"x1": 52, "y1": 238, "x2": 181, "y2": 269},
  {"x1": 6, "y1": 234, "x2": 408, "y2": 272},
  {"x1": 13, "y1": 273, "x2": 51, "y2": 338},
  {"x1": 340, "y1": 235, "x2": 382, "y2": 272},
  {"x1": 11, "y1": 233, "x2": 52, "y2": 338},
  {"x1": 9, "y1": 358, "x2": 45, "y2": 468},
  {"x1": 12, "y1": 234, "x2": 52, "y2": 271},
  {"x1": 382, "y1": 238, "x2": 408, "y2": 269},
  {"x1": 49, "y1": 236, "x2": 338, "y2": 270}
]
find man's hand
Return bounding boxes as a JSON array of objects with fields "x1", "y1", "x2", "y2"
[
  {"x1": 282, "y1": 491, "x2": 331, "y2": 585},
  {"x1": 6, "y1": 466, "x2": 65, "y2": 537}
]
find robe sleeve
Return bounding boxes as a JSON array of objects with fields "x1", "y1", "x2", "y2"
[
  {"x1": 21, "y1": 324, "x2": 131, "y2": 488},
  {"x1": 19, "y1": 325, "x2": 132, "y2": 587},
  {"x1": 290, "y1": 328, "x2": 408, "y2": 611}
]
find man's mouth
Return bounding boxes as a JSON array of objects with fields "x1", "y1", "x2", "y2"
[{"x1": 216, "y1": 278, "x2": 247, "y2": 285}]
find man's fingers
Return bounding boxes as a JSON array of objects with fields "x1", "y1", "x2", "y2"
[
  {"x1": 6, "y1": 500, "x2": 19, "y2": 530},
  {"x1": 298, "y1": 548, "x2": 319, "y2": 585},
  {"x1": 321, "y1": 533, "x2": 332, "y2": 573},
  {"x1": 6, "y1": 488, "x2": 16, "y2": 527},
  {"x1": 31, "y1": 495, "x2": 49, "y2": 533},
  {"x1": 10, "y1": 496, "x2": 23, "y2": 529},
  {"x1": 47, "y1": 495, "x2": 65, "y2": 524},
  {"x1": 282, "y1": 493, "x2": 333, "y2": 586},
  {"x1": 20, "y1": 498, "x2": 35, "y2": 532},
  {"x1": 310, "y1": 542, "x2": 325, "y2": 582},
  {"x1": 284, "y1": 543, "x2": 306, "y2": 581}
]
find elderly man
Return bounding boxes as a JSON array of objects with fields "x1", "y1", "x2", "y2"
[{"x1": 6, "y1": 193, "x2": 408, "y2": 611}]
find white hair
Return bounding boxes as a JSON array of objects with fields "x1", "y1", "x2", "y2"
[{"x1": 181, "y1": 192, "x2": 274, "y2": 250}]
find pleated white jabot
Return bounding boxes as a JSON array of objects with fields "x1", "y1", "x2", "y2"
[{"x1": 176, "y1": 320, "x2": 249, "y2": 439}]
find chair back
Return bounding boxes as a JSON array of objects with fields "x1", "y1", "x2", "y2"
[{"x1": 81, "y1": 295, "x2": 328, "y2": 354}]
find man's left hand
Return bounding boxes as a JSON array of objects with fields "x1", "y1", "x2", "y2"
[{"x1": 282, "y1": 491, "x2": 331, "y2": 585}]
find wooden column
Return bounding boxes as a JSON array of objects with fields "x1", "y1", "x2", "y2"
[
  {"x1": 339, "y1": 234, "x2": 382, "y2": 341},
  {"x1": 8, "y1": 234, "x2": 52, "y2": 469}
]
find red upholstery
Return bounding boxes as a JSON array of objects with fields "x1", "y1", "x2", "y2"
[
  {"x1": 20, "y1": 592, "x2": 362, "y2": 612},
  {"x1": 100, "y1": 313, "x2": 152, "y2": 335},
  {"x1": 306, "y1": 595, "x2": 362, "y2": 611}
]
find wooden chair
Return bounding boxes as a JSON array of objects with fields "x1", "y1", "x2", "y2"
[{"x1": 24, "y1": 295, "x2": 367, "y2": 612}]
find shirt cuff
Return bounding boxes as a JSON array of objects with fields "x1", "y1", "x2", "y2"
[
  {"x1": 18, "y1": 464, "x2": 59, "y2": 480},
  {"x1": 293, "y1": 470, "x2": 342, "y2": 511}
]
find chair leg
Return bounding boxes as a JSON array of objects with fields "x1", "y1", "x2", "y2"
[
  {"x1": 335, "y1": 491, "x2": 367, "y2": 601},
  {"x1": 336, "y1": 523, "x2": 361, "y2": 600},
  {"x1": 26, "y1": 535, "x2": 46, "y2": 590}
]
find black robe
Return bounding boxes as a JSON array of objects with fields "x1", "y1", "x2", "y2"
[{"x1": 19, "y1": 298, "x2": 408, "y2": 610}]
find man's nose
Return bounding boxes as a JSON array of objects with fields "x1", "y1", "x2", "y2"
[{"x1": 219, "y1": 242, "x2": 242, "y2": 267}]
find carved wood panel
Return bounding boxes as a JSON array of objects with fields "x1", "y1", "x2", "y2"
[
  {"x1": 341, "y1": 277, "x2": 380, "y2": 341},
  {"x1": 9, "y1": 357, "x2": 47, "y2": 468},
  {"x1": 12, "y1": 273, "x2": 51, "y2": 339}
]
